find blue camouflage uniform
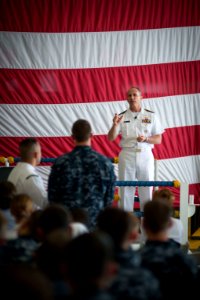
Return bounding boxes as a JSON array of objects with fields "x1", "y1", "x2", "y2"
[
  {"x1": 48, "y1": 146, "x2": 116, "y2": 229},
  {"x1": 140, "y1": 240, "x2": 199, "y2": 300},
  {"x1": 109, "y1": 246, "x2": 161, "y2": 300}
]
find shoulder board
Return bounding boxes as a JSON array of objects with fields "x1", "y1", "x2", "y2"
[
  {"x1": 118, "y1": 110, "x2": 127, "y2": 115},
  {"x1": 144, "y1": 108, "x2": 154, "y2": 113},
  {"x1": 26, "y1": 174, "x2": 39, "y2": 180}
]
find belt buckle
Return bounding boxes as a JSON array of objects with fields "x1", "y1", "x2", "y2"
[{"x1": 133, "y1": 148, "x2": 141, "y2": 153}]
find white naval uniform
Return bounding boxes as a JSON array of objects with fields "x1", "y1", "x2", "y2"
[
  {"x1": 117, "y1": 108, "x2": 164, "y2": 212},
  {"x1": 8, "y1": 162, "x2": 48, "y2": 209}
]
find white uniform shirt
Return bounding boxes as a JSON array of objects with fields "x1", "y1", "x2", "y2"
[
  {"x1": 8, "y1": 162, "x2": 48, "y2": 209},
  {"x1": 168, "y1": 217, "x2": 184, "y2": 245},
  {"x1": 118, "y1": 108, "x2": 164, "y2": 149}
]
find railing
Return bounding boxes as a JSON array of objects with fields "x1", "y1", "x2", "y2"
[
  {"x1": 115, "y1": 180, "x2": 194, "y2": 245},
  {"x1": 0, "y1": 156, "x2": 194, "y2": 245}
]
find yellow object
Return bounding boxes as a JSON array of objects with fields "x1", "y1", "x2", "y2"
[
  {"x1": 113, "y1": 157, "x2": 119, "y2": 164},
  {"x1": 0, "y1": 156, "x2": 15, "y2": 164},
  {"x1": 173, "y1": 180, "x2": 181, "y2": 188},
  {"x1": 0, "y1": 156, "x2": 6, "y2": 163},
  {"x1": 7, "y1": 156, "x2": 14, "y2": 164},
  {"x1": 113, "y1": 194, "x2": 120, "y2": 202}
]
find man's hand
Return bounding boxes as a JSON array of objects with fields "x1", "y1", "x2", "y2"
[
  {"x1": 113, "y1": 113, "x2": 123, "y2": 126},
  {"x1": 137, "y1": 135, "x2": 147, "y2": 142}
]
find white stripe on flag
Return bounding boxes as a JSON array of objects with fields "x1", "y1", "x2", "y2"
[
  {"x1": 1, "y1": 27, "x2": 200, "y2": 69},
  {"x1": 1, "y1": 94, "x2": 199, "y2": 137}
]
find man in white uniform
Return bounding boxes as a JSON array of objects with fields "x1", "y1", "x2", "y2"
[
  {"x1": 8, "y1": 138, "x2": 48, "y2": 209},
  {"x1": 108, "y1": 86, "x2": 164, "y2": 212}
]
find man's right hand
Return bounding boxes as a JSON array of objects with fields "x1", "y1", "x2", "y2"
[{"x1": 113, "y1": 114, "x2": 123, "y2": 126}]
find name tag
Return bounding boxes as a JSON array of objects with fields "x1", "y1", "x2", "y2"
[{"x1": 124, "y1": 120, "x2": 130, "y2": 123}]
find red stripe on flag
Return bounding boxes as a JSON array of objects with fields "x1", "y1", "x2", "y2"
[
  {"x1": 0, "y1": 0, "x2": 200, "y2": 32},
  {"x1": 153, "y1": 125, "x2": 200, "y2": 159},
  {"x1": 0, "y1": 136, "x2": 120, "y2": 159},
  {"x1": 1, "y1": 61, "x2": 199, "y2": 104},
  {"x1": 0, "y1": 126, "x2": 200, "y2": 159},
  {"x1": 188, "y1": 183, "x2": 200, "y2": 204}
]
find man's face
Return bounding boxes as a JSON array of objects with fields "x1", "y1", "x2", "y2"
[{"x1": 127, "y1": 88, "x2": 142, "y2": 107}]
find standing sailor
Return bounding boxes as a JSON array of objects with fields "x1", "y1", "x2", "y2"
[{"x1": 108, "y1": 86, "x2": 165, "y2": 212}]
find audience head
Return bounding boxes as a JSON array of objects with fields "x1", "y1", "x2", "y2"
[
  {"x1": 19, "y1": 138, "x2": 41, "y2": 166},
  {"x1": 18, "y1": 209, "x2": 42, "y2": 239},
  {"x1": 36, "y1": 229, "x2": 70, "y2": 280},
  {"x1": 97, "y1": 207, "x2": 139, "y2": 250},
  {"x1": 143, "y1": 201, "x2": 172, "y2": 235},
  {"x1": 10, "y1": 193, "x2": 34, "y2": 224},
  {"x1": 36, "y1": 204, "x2": 72, "y2": 241},
  {"x1": 0, "y1": 181, "x2": 16, "y2": 210},
  {"x1": 65, "y1": 231, "x2": 116, "y2": 289},
  {"x1": 71, "y1": 119, "x2": 92, "y2": 144},
  {"x1": 0, "y1": 264, "x2": 53, "y2": 300},
  {"x1": 153, "y1": 188, "x2": 175, "y2": 207}
]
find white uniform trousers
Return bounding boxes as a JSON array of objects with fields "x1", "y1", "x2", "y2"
[{"x1": 118, "y1": 147, "x2": 154, "y2": 212}]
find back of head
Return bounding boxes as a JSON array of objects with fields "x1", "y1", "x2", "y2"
[
  {"x1": 0, "y1": 180, "x2": 16, "y2": 209},
  {"x1": 66, "y1": 231, "x2": 114, "y2": 287},
  {"x1": 19, "y1": 138, "x2": 41, "y2": 163},
  {"x1": 0, "y1": 264, "x2": 53, "y2": 300},
  {"x1": 97, "y1": 207, "x2": 139, "y2": 248},
  {"x1": 19, "y1": 209, "x2": 42, "y2": 240},
  {"x1": 153, "y1": 188, "x2": 175, "y2": 207},
  {"x1": 143, "y1": 201, "x2": 171, "y2": 234},
  {"x1": 72, "y1": 119, "x2": 92, "y2": 142},
  {"x1": 10, "y1": 193, "x2": 33, "y2": 223},
  {"x1": 36, "y1": 229, "x2": 70, "y2": 280},
  {"x1": 37, "y1": 204, "x2": 71, "y2": 238}
]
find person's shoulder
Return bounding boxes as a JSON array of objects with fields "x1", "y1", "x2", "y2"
[
  {"x1": 25, "y1": 174, "x2": 39, "y2": 180},
  {"x1": 92, "y1": 150, "x2": 113, "y2": 164},
  {"x1": 144, "y1": 108, "x2": 154, "y2": 113},
  {"x1": 52, "y1": 152, "x2": 71, "y2": 167}
]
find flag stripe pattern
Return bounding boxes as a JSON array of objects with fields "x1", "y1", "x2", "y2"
[{"x1": 0, "y1": 0, "x2": 200, "y2": 203}]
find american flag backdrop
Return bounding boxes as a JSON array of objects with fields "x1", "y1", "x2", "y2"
[{"x1": 0, "y1": 0, "x2": 200, "y2": 205}]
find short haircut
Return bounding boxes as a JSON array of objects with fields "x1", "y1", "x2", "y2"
[
  {"x1": 127, "y1": 86, "x2": 142, "y2": 96},
  {"x1": 153, "y1": 189, "x2": 175, "y2": 217},
  {"x1": 10, "y1": 194, "x2": 33, "y2": 222},
  {"x1": 71, "y1": 119, "x2": 92, "y2": 142},
  {"x1": 37, "y1": 204, "x2": 71, "y2": 235},
  {"x1": 143, "y1": 201, "x2": 171, "y2": 233},
  {"x1": 153, "y1": 188, "x2": 175, "y2": 206},
  {"x1": 19, "y1": 138, "x2": 39, "y2": 160},
  {"x1": 65, "y1": 231, "x2": 114, "y2": 285},
  {"x1": 97, "y1": 207, "x2": 139, "y2": 248}
]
